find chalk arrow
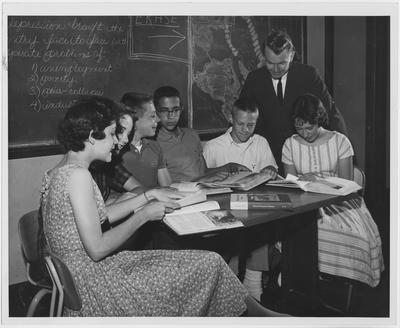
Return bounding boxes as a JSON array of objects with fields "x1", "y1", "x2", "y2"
[{"x1": 148, "y1": 29, "x2": 186, "y2": 50}]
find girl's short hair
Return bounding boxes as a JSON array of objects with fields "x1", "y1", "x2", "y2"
[
  {"x1": 291, "y1": 93, "x2": 329, "y2": 127},
  {"x1": 57, "y1": 96, "x2": 119, "y2": 152},
  {"x1": 120, "y1": 92, "x2": 153, "y2": 118}
]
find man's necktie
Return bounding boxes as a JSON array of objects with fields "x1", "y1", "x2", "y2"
[{"x1": 277, "y1": 77, "x2": 283, "y2": 104}]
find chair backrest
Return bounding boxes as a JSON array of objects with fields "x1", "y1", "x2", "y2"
[
  {"x1": 18, "y1": 210, "x2": 40, "y2": 263},
  {"x1": 353, "y1": 166, "x2": 366, "y2": 188},
  {"x1": 353, "y1": 166, "x2": 366, "y2": 196},
  {"x1": 45, "y1": 253, "x2": 82, "y2": 312}
]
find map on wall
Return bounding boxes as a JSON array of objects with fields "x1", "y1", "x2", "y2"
[{"x1": 191, "y1": 16, "x2": 268, "y2": 133}]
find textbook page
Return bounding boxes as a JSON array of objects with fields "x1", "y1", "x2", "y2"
[{"x1": 163, "y1": 208, "x2": 243, "y2": 235}]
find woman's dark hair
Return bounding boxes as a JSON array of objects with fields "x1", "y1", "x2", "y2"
[
  {"x1": 291, "y1": 93, "x2": 329, "y2": 127},
  {"x1": 57, "y1": 96, "x2": 119, "y2": 152}
]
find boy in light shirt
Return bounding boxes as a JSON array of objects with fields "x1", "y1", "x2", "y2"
[{"x1": 203, "y1": 97, "x2": 278, "y2": 301}]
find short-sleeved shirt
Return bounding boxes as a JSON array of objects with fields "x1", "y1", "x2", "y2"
[
  {"x1": 203, "y1": 128, "x2": 277, "y2": 173},
  {"x1": 156, "y1": 127, "x2": 205, "y2": 182},
  {"x1": 112, "y1": 138, "x2": 166, "y2": 189},
  {"x1": 281, "y1": 131, "x2": 354, "y2": 178}
]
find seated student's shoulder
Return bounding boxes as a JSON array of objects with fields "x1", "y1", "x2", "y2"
[
  {"x1": 144, "y1": 138, "x2": 163, "y2": 151},
  {"x1": 204, "y1": 131, "x2": 229, "y2": 149},
  {"x1": 181, "y1": 127, "x2": 201, "y2": 141}
]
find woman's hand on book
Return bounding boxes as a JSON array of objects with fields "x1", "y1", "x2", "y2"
[
  {"x1": 138, "y1": 201, "x2": 178, "y2": 221},
  {"x1": 147, "y1": 187, "x2": 185, "y2": 203}
]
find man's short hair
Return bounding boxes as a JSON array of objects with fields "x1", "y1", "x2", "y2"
[
  {"x1": 120, "y1": 92, "x2": 153, "y2": 118},
  {"x1": 232, "y1": 98, "x2": 259, "y2": 117},
  {"x1": 153, "y1": 86, "x2": 181, "y2": 108},
  {"x1": 264, "y1": 29, "x2": 295, "y2": 55}
]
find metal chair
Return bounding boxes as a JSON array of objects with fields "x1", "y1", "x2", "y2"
[
  {"x1": 18, "y1": 210, "x2": 56, "y2": 316},
  {"x1": 44, "y1": 253, "x2": 82, "y2": 316}
]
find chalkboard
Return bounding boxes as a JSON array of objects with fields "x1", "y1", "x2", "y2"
[
  {"x1": 7, "y1": 15, "x2": 304, "y2": 158},
  {"x1": 7, "y1": 16, "x2": 189, "y2": 158}
]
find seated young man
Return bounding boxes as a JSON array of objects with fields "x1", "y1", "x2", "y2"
[
  {"x1": 154, "y1": 86, "x2": 206, "y2": 182},
  {"x1": 203, "y1": 97, "x2": 278, "y2": 301},
  {"x1": 111, "y1": 92, "x2": 172, "y2": 192}
]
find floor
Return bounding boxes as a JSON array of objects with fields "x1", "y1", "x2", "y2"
[{"x1": 8, "y1": 262, "x2": 389, "y2": 317}]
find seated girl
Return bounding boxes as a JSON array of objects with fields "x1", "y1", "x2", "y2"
[
  {"x1": 89, "y1": 100, "x2": 144, "y2": 204},
  {"x1": 281, "y1": 93, "x2": 384, "y2": 287},
  {"x1": 39, "y1": 96, "x2": 285, "y2": 316}
]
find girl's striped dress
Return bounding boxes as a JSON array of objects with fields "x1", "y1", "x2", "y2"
[{"x1": 282, "y1": 131, "x2": 384, "y2": 287}]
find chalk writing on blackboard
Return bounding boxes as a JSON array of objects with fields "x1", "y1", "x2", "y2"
[
  {"x1": 128, "y1": 16, "x2": 189, "y2": 64},
  {"x1": 8, "y1": 16, "x2": 129, "y2": 148}
]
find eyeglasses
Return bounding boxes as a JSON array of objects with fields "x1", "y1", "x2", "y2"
[{"x1": 156, "y1": 107, "x2": 183, "y2": 116}]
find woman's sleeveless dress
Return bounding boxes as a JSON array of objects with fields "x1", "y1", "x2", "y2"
[
  {"x1": 40, "y1": 163, "x2": 247, "y2": 316},
  {"x1": 282, "y1": 132, "x2": 384, "y2": 287}
]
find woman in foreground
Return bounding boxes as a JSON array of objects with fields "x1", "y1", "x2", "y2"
[{"x1": 40, "y1": 96, "x2": 285, "y2": 317}]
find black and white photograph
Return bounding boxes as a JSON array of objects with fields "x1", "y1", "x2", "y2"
[{"x1": 1, "y1": 1, "x2": 398, "y2": 327}]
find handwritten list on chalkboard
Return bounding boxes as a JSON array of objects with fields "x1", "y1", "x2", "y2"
[{"x1": 8, "y1": 16, "x2": 130, "y2": 149}]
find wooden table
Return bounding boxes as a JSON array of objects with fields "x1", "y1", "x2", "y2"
[{"x1": 207, "y1": 185, "x2": 356, "y2": 312}]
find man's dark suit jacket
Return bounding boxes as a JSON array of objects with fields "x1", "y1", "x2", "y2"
[{"x1": 240, "y1": 62, "x2": 347, "y2": 172}]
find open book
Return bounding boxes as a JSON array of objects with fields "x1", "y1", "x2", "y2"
[
  {"x1": 175, "y1": 190, "x2": 207, "y2": 207},
  {"x1": 190, "y1": 171, "x2": 274, "y2": 191},
  {"x1": 266, "y1": 174, "x2": 361, "y2": 196},
  {"x1": 170, "y1": 182, "x2": 233, "y2": 195},
  {"x1": 163, "y1": 201, "x2": 243, "y2": 235}
]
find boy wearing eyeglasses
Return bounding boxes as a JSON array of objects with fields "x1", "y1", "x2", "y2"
[{"x1": 154, "y1": 86, "x2": 207, "y2": 182}]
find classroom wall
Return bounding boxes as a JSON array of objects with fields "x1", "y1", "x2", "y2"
[
  {"x1": 306, "y1": 17, "x2": 325, "y2": 79},
  {"x1": 9, "y1": 155, "x2": 63, "y2": 284},
  {"x1": 333, "y1": 17, "x2": 366, "y2": 170}
]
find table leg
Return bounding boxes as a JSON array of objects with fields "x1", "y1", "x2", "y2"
[{"x1": 280, "y1": 210, "x2": 319, "y2": 312}]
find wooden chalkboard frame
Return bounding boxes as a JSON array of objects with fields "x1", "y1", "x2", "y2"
[{"x1": 9, "y1": 144, "x2": 63, "y2": 159}]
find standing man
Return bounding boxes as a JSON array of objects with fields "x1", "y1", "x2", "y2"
[{"x1": 240, "y1": 29, "x2": 347, "y2": 170}]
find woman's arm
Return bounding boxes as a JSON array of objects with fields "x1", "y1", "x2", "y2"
[
  {"x1": 68, "y1": 169, "x2": 166, "y2": 261},
  {"x1": 105, "y1": 187, "x2": 182, "y2": 224},
  {"x1": 337, "y1": 156, "x2": 353, "y2": 180}
]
